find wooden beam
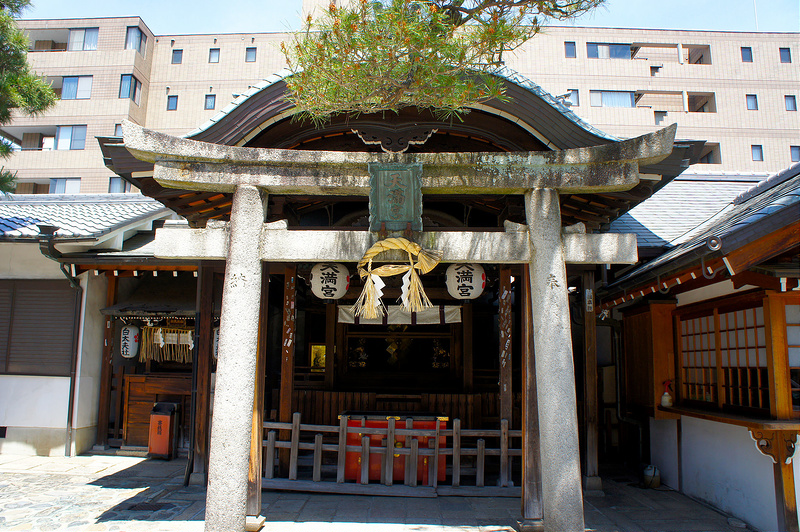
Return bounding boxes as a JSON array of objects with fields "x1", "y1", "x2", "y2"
[
  {"x1": 278, "y1": 265, "x2": 298, "y2": 475},
  {"x1": 462, "y1": 303, "x2": 473, "y2": 393},
  {"x1": 194, "y1": 262, "x2": 216, "y2": 482},
  {"x1": 520, "y1": 265, "x2": 543, "y2": 527},
  {"x1": 724, "y1": 221, "x2": 800, "y2": 276},
  {"x1": 731, "y1": 270, "x2": 796, "y2": 291},
  {"x1": 95, "y1": 273, "x2": 117, "y2": 447},
  {"x1": 582, "y1": 271, "x2": 600, "y2": 487},
  {"x1": 764, "y1": 292, "x2": 792, "y2": 420},
  {"x1": 325, "y1": 302, "x2": 336, "y2": 390},
  {"x1": 499, "y1": 267, "x2": 513, "y2": 425},
  {"x1": 247, "y1": 265, "x2": 269, "y2": 516}
]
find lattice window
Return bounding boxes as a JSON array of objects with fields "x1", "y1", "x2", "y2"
[
  {"x1": 786, "y1": 305, "x2": 800, "y2": 412},
  {"x1": 680, "y1": 314, "x2": 717, "y2": 403},
  {"x1": 719, "y1": 307, "x2": 768, "y2": 410},
  {"x1": 678, "y1": 303, "x2": 769, "y2": 412}
]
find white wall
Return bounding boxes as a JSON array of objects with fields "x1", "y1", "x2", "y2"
[
  {"x1": 0, "y1": 375, "x2": 70, "y2": 428},
  {"x1": 649, "y1": 417, "x2": 679, "y2": 488},
  {"x1": 651, "y1": 416, "x2": 779, "y2": 532},
  {"x1": 0, "y1": 243, "x2": 64, "y2": 278}
]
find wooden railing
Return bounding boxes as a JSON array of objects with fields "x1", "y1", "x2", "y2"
[{"x1": 262, "y1": 412, "x2": 522, "y2": 496}]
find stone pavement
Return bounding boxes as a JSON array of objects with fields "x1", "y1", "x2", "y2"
[{"x1": 0, "y1": 453, "x2": 751, "y2": 531}]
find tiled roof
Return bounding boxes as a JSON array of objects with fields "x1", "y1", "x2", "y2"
[
  {"x1": 608, "y1": 163, "x2": 800, "y2": 288},
  {"x1": 185, "y1": 67, "x2": 618, "y2": 142},
  {"x1": 0, "y1": 194, "x2": 171, "y2": 240},
  {"x1": 609, "y1": 172, "x2": 768, "y2": 248}
]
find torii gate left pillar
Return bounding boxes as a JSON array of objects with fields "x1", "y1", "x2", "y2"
[{"x1": 121, "y1": 120, "x2": 677, "y2": 532}]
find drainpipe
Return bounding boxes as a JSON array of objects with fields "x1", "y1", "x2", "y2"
[{"x1": 37, "y1": 225, "x2": 84, "y2": 457}]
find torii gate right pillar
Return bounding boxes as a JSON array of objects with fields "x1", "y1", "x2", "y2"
[{"x1": 525, "y1": 188, "x2": 585, "y2": 532}]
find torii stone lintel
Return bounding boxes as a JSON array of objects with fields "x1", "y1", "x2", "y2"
[
  {"x1": 123, "y1": 120, "x2": 677, "y2": 195},
  {"x1": 153, "y1": 220, "x2": 638, "y2": 265}
]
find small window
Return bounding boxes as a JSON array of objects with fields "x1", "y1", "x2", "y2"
[
  {"x1": 204, "y1": 94, "x2": 216, "y2": 110},
  {"x1": 780, "y1": 48, "x2": 792, "y2": 63},
  {"x1": 61, "y1": 76, "x2": 92, "y2": 99},
  {"x1": 125, "y1": 26, "x2": 147, "y2": 56},
  {"x1": 590, "y1": 90, "x2": 635, "y2": 108},
  {"x1": 171, "y1": 49, "x2": 183, "y2": 64},
  {"x1": 566, "y1": 89, "x2": 579, "y2": 107},
  {"x1": 114, "y1": 124, "x2": 123, "y2": 136},
  {"x1": 209, "y1": 48, "x2": 220, "y2": 63},
  {"x1": 68, "y1": 28, "x2": 98, "y2": 51},
  {"x1": 698, "y1": 143, "x2": 721, "y2": 165},
  {"x1": 746, "y1": 94, "x2": 758, "y2": 110},
  {"x1": 741, "y1": 46, "x2": 753, "y2": 62},
  {"x1": 49, "y1": 177, "x2": 81, "y2": 194},
  {"x1": 654, "y1": 110, "x2": 668, "y2": 125},
  {"x1": 108, "y1": 176, "x2": 131, "y2": 193},
  {"x1": 55, "y1": 125, "x2": 86, "y2": 150},
  {"x1": 564, "y1": 41, "x2": 576, "y2": 58},
  {"x1": 791, "y1": 146, "x2": 800, "y2": 162},
  {"x1": 167, "y1": 95, "x2": 178, "y2": 111},
  {"x1": 785, "y1": 95, "x2": 797, "y2": 111},
  {"x1": 245, "y1": 47, "x2": 257, "y2": 62},
  {"x1": 587, "y1": 42, "x2": 630, "y2": 59},
  {"x1": 119, "y1": 74, "x2": 142, "y2": 105},
  {"x1": 751, "y1": 145, "x2": 763, "y2": 162}
]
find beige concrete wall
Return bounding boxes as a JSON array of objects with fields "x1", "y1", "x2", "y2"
[{"x1": 6, "y1": 19, "x2": 799, "y2": 191}]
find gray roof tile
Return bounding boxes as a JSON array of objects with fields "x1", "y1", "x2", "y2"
[{"x1": 0, "y1": 194, "x2": 171, "y2": 240}]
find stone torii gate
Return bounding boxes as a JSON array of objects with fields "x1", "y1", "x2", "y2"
[{"x1": 122, "y1": 121, "x2": 677, "y2": 532}]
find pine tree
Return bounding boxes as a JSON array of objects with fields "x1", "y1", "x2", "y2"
[{"x1": 0, "y1": 0, "x2": 57, "y2": 192}]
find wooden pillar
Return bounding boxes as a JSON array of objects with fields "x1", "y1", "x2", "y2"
[
  {"x1": 192, "y1": 261, "x2": 216, "y2": 484},
  {"x1": 324, "y1": 301, "x2": 335, "y2": 389},
  {"x1": 247, "y1": 266, "x2": 269, "y2": 518},
  {"x1": 582, "y1": 270, "x2": 601, "y2": 491},
  {"x1": 462, "y1": 302, "x2": 474, "y2": 393},
  {"x1": 278, "y1": 264, "x2": 297, "y2": 475},
  {"x1": 763, "y1": 292, "x2": 798, "y2": 532},
  {"x1": 95, "y1": 273, "x2": 117, "y2": 447},
  {"x1": 499, "y1": 267, "x2": 513, "y2": 425},
  {"x1": 520, "y1": 265, "x2": 543, "y2": 531}
]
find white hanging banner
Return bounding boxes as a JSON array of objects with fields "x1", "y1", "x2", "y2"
[{"x1": 338, "y1": 305, "x2": 461, "y2": 325}]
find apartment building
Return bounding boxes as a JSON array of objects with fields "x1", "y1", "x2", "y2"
[{"x1": 4, "y1": 16, "x2": 797, "y2": 194}]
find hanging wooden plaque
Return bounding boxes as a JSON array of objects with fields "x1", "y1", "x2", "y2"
[{"x1": 368, "y1": 162, "x2": 423, "y2": 232}]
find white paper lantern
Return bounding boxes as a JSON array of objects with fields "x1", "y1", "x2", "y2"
[
  {"x1": 310, "y1": 263, "x2": 350, "y2": 299},
  {"x1": 446, "y1": 263, "x2": 486, "y2": 300},
  {"x1": 120, "y1": 325, "x2": 140, "y2": 359}
]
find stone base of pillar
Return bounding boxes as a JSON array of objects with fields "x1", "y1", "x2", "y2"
[
  {"x1": 519, "y1": 518, "x2": 545, "y2": 531},
  {"x1": 188, "y1": 472, "x2": 206, "y2": 486},
  {"x1": 584, "y1": 475, "x2": 604, "y2": 494},
  {"x1": 245, "y1": 515, "x2": 266, "y2": 531}
]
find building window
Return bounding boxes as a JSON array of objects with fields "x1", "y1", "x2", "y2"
[
  {"x1": 114, "y1": 124, "x2": 123, "y2": 136},
  {"x1": 751, "y1": 145, "x2": 763, "y2": 162},
  {"x1": 209, "y1": 48, "x2": 220, "y2": 63},
  {"x1": 741, "y1": 46, "x2": 753, "y2": 62},
  {"x1": 0, "y1": 280, "x2": 80, "y2": 376},
  {"x1": 171, "y1": 49, "x2": 183, "y2": 64},
  {"x1": 108, "y1": 176, "x2": 131, "y2": 193},
  {"x1": 564, "y1": 41, "x2": 576, "y2": 58},
  {"x1": 566, "y1": 89, "x2": 579, "y2": 107},
  {"x1": 48, "y1": 177, "x2": 81, "y2": 193},
  {"x1": 119, "y1": 74, "x2": 142, "y2": 105},
  {"x1": 590, "y1": 90, "x2": 635, "y2": 108},
  {"x1": 791, "y1": 146, "x2": 800, "y2": 162},
  {"x1": 245, "y1": 47, "x2": 257, "y2": 62},
  {"x1": 61, "y1": 76, "x2": 92, "y2": 100},
  {"x1": 204, "y1": 94, "x2": 216, "y2": 110},
  {"x1": 167, "y1": 95, "x2": 178, "y2": 111},
  {"x1": 698, "y1": 143, "x2": 721, "y2": 164},
  {"x1": 587, "y1": 42, "x2": 630, "y2": 59},
  {"x1": 67, "y1": 28, "x2": 98, "y2": 51},
  {"x1": 654, "y1": 110, "x2": 668, "y2": 126},
  {"x1": 54, "y1": 125, "x2": 86, "y2": 150},
  {"x1": 786, "y1": 95, "x2": 797, "y2": 111},
  {"x1": 780, "y1": 48, "x2": 792, "y2": 63},
  {"x1": 746, "y1": 94, "x2": 758, "y2": 110},
  {"x1": 125, "y1": 26, "x2": 147, "y2": 56}
]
